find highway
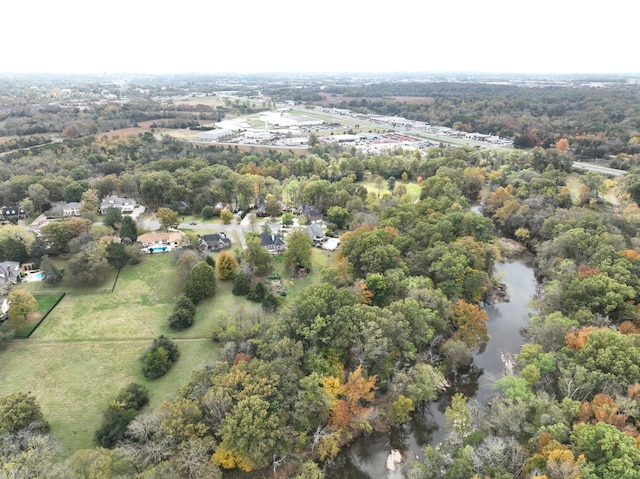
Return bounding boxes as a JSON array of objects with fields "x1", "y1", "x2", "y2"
[{"x1": 572, "y1": 161, "x2": 627, "y2": 176}]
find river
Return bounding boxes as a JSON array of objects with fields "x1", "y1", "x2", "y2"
[{"x1": 326, "y1": 255, "x2": 538, "y2": 478}]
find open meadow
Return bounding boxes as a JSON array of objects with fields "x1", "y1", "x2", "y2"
[
  {"x1": 0, "y1": 245, "x2": 337, "y2": 453},
  {"x1": 358, "y1": 178, "x2": 422, "y2": 200},
  {"x1": 0, "y1": 254, "x2": 222, "y2": 452}
]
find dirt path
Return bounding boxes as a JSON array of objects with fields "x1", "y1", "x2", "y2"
[{"x1": 611, "y1": 191, "x2": 620, "y2": 215}]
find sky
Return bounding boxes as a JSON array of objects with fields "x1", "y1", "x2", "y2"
[{"x1": 1, "y1": 0, "x2": 637, "y2": 75}]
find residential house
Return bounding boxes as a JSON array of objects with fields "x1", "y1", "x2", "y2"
[
  {"x1": 174, "y1": 201, "x2": 191, "y2": 215},
  {"x1": 1, "y1": 206, "x2": 25, "y2": 219},
  {"x1": 306, "y1": 224, "x2": 326, "y2": 246},
  {"x1": 298, "y1": 205, "x2": 323, "y2": 223},
  {"x1": 137, "y1": 231, "x2": 185, "y2": 248},
  {"x1": 0, "y1": 261, "x2": 20, "y2": 284},
  {"x1": 198, "y1": 233, "x2": 232, "y2": 252},
  {"x1": 99, "y1": 196, "x2": 136, "y2": 215},
  {"x1": 260, "y1": 233, "x2": 286, "y2": 254},
  {"x1": 255, "y1": 202, "x2": 268, "y2": 217},
  {"x1": 63, "y1": 202, "x2": 82, "y2": 217}
]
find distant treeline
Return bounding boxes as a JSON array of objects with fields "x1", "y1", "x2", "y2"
[{"x1": 317, "y1": 81, "x2": 640, "y2": 158}]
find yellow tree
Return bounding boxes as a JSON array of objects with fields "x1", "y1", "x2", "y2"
[
  {"x1": 215, "y1": 251, "x2": 239, "y2": 280},
  {"x1": 156, "y1": 207, "x2": 180, "y2": 230},
  {"x1": 8, "y1": 289, "x2": 38, "y2": 321}
]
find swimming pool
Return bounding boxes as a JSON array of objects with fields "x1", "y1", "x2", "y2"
[
  {"x1": 322, "y1": 238, "x2": 340, "y2": 251},
  {"x1": 147, "y1": 246, "x2": 169, "y2": 253},
  {"x1": 25, "y1": 272, "x2": 45, "y2": 282}
]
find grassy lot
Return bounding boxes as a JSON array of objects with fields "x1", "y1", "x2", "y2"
[
  {"x1": 0, "y1": 338, "x2": 218, "y2": 452},
  {"x1": 358, "y1": 178, "x2": 422, "y2": 200},
  {"x1": 0, "y1": 253, "x2": 221, "y2": 452},
  {"x1": 271, "y1": 247, "x2": 337, "y2": 299},
  {"x1": 0, "y1": 242, "x2": 338, "y2": 454},
  {"x1": 26, "y1": 256, "x2": 178, "y2": 341},
  {"x1": 566, "y1": 174, "x2": 584, "y2": 205},
  {"x1": 23, "y1": 267, "x2": 119, "y2": 295}
]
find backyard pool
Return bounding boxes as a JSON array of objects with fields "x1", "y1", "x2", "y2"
[
  {"x1": 25, "y1": 271, "x2": 45, "y2": 282},
  {"x1": 146, "y1": 246, "x2": 169, "y2": 253},
  {"x1": 321, "y1": 238, "x2": 340, "y2": 251}
]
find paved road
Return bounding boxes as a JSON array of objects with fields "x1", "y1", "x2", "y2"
[{"x1": 573, "y1": 161, "x2": 627, "y2": 176}]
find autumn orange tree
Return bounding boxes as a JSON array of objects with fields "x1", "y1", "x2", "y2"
[
  {"x1": 324, "y1": 366, "x2": 377, "y2": 431},
  {"x1": 451, "y1": 299, "x2": 489, "y2": 348},
  {"x1": 556, "y1": 138, "x2": 570, "y2": 152}
]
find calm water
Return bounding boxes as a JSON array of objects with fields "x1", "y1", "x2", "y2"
[{"x1": 326, "y1": 255, "x2": 538, "y2": 478}]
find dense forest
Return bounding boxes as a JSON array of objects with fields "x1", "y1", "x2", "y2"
[{"x1": 2, "y1": 76, "x2": 640, "y2": 478}]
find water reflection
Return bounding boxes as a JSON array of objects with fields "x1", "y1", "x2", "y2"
[{"x1": 326, "y1": 255, "x2": 537, "y2": 478}]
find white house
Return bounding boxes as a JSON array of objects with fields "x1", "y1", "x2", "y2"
[
  {"x1": 99, "y1": 196, "x2": 136, "y2": 215},
  {"x1": 63, "y1": 202, "x2": 82, "y2": 217}
]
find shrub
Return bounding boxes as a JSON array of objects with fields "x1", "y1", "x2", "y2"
[
  {"x1": 232, "y1": 273, "x2": 251, "y2": 296},
  {"x1": 201, "y1": 205, "x2": 215, "y2": 219},
  {"x1": 262, "y1": 293, "x2": 280, "y2": 312},
  {"x1": 175, "y1": 295, "x2": 196, "y2": 316},
  {"x1": 95, "y1": 382, "x2": 149, "y2": 448},
  {"x1": 184, "y1": 261, "x2": 216, "y2": 304},
  {"x1": 95, "y1": 404, "x2": 138, "y2": 448},
  {"x1": 169, "y1": 292, "x2": 198, "y2": 332},
  {"x1": 115, "y1": 383, "x2": 149, "y2": 410},
  {"x1": 142, "y1": 336, "x2": 179, "y2": 379},
  {"x1": 247, "y1": 281, "x2": 266, "y2": 302},
  {"x1": 169, "y1": 307, "x2": 195, "y2": 330}
]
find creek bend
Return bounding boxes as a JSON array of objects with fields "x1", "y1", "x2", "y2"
[{"x1": 326, "y1": 254, "x2": 538, "y2": 478}]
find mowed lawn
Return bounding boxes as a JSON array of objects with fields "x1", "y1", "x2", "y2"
[
  {"x1": 358, "y1": 178, "x2": 422, "y2": 200},
  {"x1": 30, "y1": 255, "x2": 179, "y2": 341},
  {"x1": 0, "y1": 338, "x2": 217, "y2": 452},
  {"x1": 0, "y1": 254, "x2": 220, "y2": 452}
]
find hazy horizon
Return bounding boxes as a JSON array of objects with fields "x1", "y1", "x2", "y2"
[{"x1": 3, "y1": 0, "x2": 636, "y2": 76}]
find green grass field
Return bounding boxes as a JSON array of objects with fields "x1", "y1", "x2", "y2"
[
  {"x1": 358, "y1": 178, "x2": 422, "y2": 200},
  {"x1": 0, "y1": 246, "x2": 338, "y2": 453},
  {"x1": 0, "y1": 254, "x2": 220, "y2": 452}
]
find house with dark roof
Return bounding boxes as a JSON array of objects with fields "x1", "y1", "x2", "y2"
[
  {"x1": 214, "y1": 202, "x2": 232, "y2": 213},
  {"x1": 298, "y1": 205, "x2": 323, "y2": 223},
  {"x1": 255, "y1": 202, "x2": 268, "y2": 217},
  {"x1": 1, "y1": 206, "x2": 25, "y2": 219},
  {"x1": 260, "y1": 233, "x2": 286, "y2": 254},
  {"x1": 198, "y1": 233, "x2": 232, "y2": 252},
  {"x1": 174, "y1": 201, "x2": 191, "y2": 215}
]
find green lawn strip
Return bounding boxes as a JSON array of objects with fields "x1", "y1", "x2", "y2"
[
  {"x1": 164, "y1": 280, "x2": 262, "y2": 340},
  {"x1": 0, "y1": 338, "x2": 218, "y2": 453},
  {"x1": 230, "y1": 229, "x2": 241, "y2": 247},
  {"x1": 22, "y1": 267, "x2": 119, "y2": 295}
]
